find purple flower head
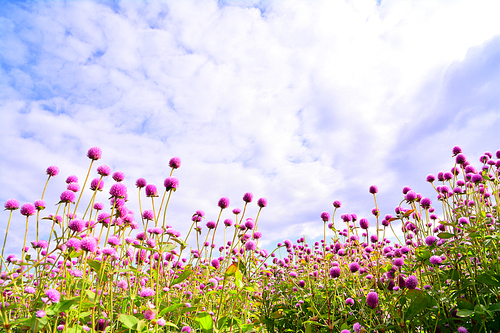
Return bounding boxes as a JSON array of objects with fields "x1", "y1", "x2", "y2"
[
  {"x1": 245, "y1": 240, "x2": 257, "y2": 251},
  {"x1": 345, "y1": 298, "x2": 354, "y2": 306},
  {"x1": 80, "y1": 236, "x2": 98, "y2": 253},
  {"x1": 420, "y1": 197, "x2": 432, "y2": 209},
  {"x1": 66, "y1": 238, "x2": 81, "y2": 251},
  {"x1": 145, "y1": 184, "x2": 158, "y2": 197},
  {"x1": 68, "y1": 219, "x2": 85, "y2": 233},
  {"x1": 20, "y1": 203, "x2": 36, "y2": 216},
  {"x1": 4, "y1": 199, "x2": 20, "y2": 211},
  {"x1": 33, "y1": 200, "x2": 45, "y2": 211},
  {"x1": 36, "y1": 310, "x2": 46, "y2": 318},
  {"x1": 224, "y1": 218, "x2": 233, "y2": 227},
  {"x1": 164, "y1": 177, "x2": 179, "y2": 191},
  {"x1": 87, "y1": 147, "x2": 102, "y2": 160},
  {"x1": 253, "y1": 231, "x2": 262, "y2": 239},
  {"x1": 348, "y1": 262, "x2": 360, "y2": 273},
  {"x1": 405, "y1": 275, "x2": 418, "y2": 289},
  {"x1": 426, "y1": 174, "x2": 436, "y2": 183},
  {"x1": 66, "y1": 175, "x2": 78, "y2": 184},
  {"x1": 425, "y1": 235, "x2": 437, "y2": 246},
  {"x1": 452, "y1": 146, "x2": 462, "y2": 156},
  {"x1": 430, "y1": 255, "x2": 442, "y2": 265},
  {"x1": 206, "y1": 220, "x2": 216, "y2": 229},
  {"x1": 320, "y1": 211, "x2": 330, "y2": 222},
  {"x1": 59, "y1": 191, "x2": 76, "y2": 204},
  {"x1": 218, "y1": 197, "x2": 230, "y2": 209},
  {"x1": 67, "y1": 183, "x2": 80, "y2": 192},
  {"x1": 107, "y1": 235, "x2": 120, "y2": 246},
  {"x1": 393, "y1": 258, "x2": 404, "y2": 267},
  {"x1": 372, "y1": 208, "x2": 379, "y2": 217},
  {"x1": 139, "y1": 288, "x2": 155, "y2": 297},
  {"x1": 405, "y1": 190, "x2": 417, "y2": 202},
  {"x1": 341, "y1": 214, "x2": 352, "y2": 223},
  {"x1": 90, "y1": 178, "x2": 104, "y2": 191},
  {"x1": 257, "y1": 197, "x2": 267, "y2": 208},
  {"x1": 142, "y1": 210, "x2": 154, "y2": 220},
  {"x1": 353, "y1": 323, "x2": 362, "y2": 333},
  {"x1": 456, "y1": 153, "x2": 467, "y2": 165},
  {"x1": 369, "y1": 185, "x2": 378, "y2": 194},
  {"x1": 211, "y1": 258, "x2": 220, "y2": 269},
  {"x1": 332, "y1": 200, "x2": 342, "y2": 208},
  {"x1": 144, "y1": 309, "x2": 155, "y2": 321},
  {"x1": 243, "y1": 192, "x2": 253, "y2": 203},
  {"x1": 109, "y1": 183, "x2": 127, "y2": 198},
  {"x1": 97, "y1": 213, "x2": 111, "y2": 224},
  {"x1": 359, "y1": 218, "x2": 369, "y2": 229},
  {"x1": 25, "y1": 287, "x2": 36, "y2": 295},
  {"x1": 245, "y1": 218, "x2": 255, "y2": 230},
  {"x1": 45, "y1": 289, "x2": 61, "y2": 303},
  {"x1": 112, "y1": 171, "x2": 125, "y2": 182},
  {"x1": 135, "y1": 178, "x2": 147, "y2": 188},
  {"x1": 298, "y1": 280, "x2": 306, "y2": 288},
  {"x1": 329, "y1": 267, "x2": 341, "y2": 278},
  {"x1": 169, "y1": 157, "x2": 181, "y2": 169},
  {"x1": 46, "y1": 166, "x2": 59, "y2": 177},
  {"x1": 181, "y1": 326, "x2": 192, "y2": 333},
  {"x1": 457, "y1": 327, "x2": 467, "y2": 333},
  {"x1": 366, "y1": 292, "x2": 379, "y2": 308},
  {"x1": 471, "y1": 174, "x2": 483, "y2": 183},
  {"x1": 232, "y1": 208, "x2": 241, "y2": 215},
  {"x1": 97, "y1": 165, "x2": 111, "y2": 177}
]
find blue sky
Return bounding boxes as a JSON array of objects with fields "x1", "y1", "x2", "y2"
[{"x1": 1, "y1": 0, "x2": 499, "y2": 257}]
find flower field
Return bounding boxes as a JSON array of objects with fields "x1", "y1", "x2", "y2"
[{"x1": 1, "y1": 146, "x2": 500, "y2": 333}]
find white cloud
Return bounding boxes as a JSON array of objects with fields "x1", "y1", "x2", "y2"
[{"x1": 0, "y1": 0, "x2": 499, "y2": 256}]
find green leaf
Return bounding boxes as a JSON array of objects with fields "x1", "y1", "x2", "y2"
[
  {"x1": 456, "y1": 309, "x2": 474, "y2": 317},
  {"x1": 197, "y1": 312, "x2": 213, "y2": 333},
  {"x1": 86, "y1": 290, "x2": 96, "y2": 302},
  {"x1": 405, "y1": 290, "x2": 430, "y2": 321},
  {"x1": 225, "y1": 264, "x2": 238, "y2": 277},
  {"x1": 488, "y1": 303, "x2": 500, "y2": 312},
  {"x1": 457, "y1": 299, "x2": 474, "y2": 311},
  {"x1": 476, "y1": 274, "x2": 500, "y2": 287},
  {"x1": 49, "y1": 299, "x2": 75, "y2": 314},
  {"x1": 87, "y1": 260, "x2": 101, "y2": 273},
  {"x1": 235, "y1": 269, "x2": 243, "y2": 289},
  {"x1": 171, "y1": 269, "x2": 193, "y2": 286},
  {"x1": 437, "y1": 232, "x2": 454, "y2": 239},
  {"x1": 415, "y1": 247, "x2": 431, "y2": 261},
  {"x1": 159, "y1": 303, "x2": 184, "y2": 316},
  {"x1": 118, "y1": 314, "x2": 140, "y2": 330}
]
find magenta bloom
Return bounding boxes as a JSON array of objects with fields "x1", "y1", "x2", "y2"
[
  {"x1": 36, "y1": 310, "x2": 46, "y2": 318},
  {"x1": 142, "y1": 210, "x2": 154, "y2": 220},
  {"x1": 366, "y1": 292, "x2": 378, "y2": 308},
  {"x1": 243, "y1": 192, "x2": 253, "y2": 203},
  {"x1": 425, "y1": 235, "x2": 437, "y2": 246},
  {"x1": 245, "y1": 218, "x2": 255, "y2": 230},
  {"x1": 4, "y1": 199, "x2": 20, "y2": 210},
  {"x1": 320, "y1": 211, "x2": 330, "y2": 222},
  {"x1": 430, "y1": 255, "x2": 443, "y2": 265},
  {"x1": 164, "y1": 177, "x2": 179, "y2": 191},
  {"x1": 218, "y1": 197, "x2": 230, "y2": 209},
  {"x1": 348, "y1": 262, "x2": 360, "y2": 273},
  {"x1": 90, "y1": 178, "x2": 104, "y2": 191},
  {"x1": 65, "y1": 175, "x2": 78, "y2": 184},
  {"x1": 169, "y1": 157, "x2": 181, "y2": 169},
  {"x1": 135, "y1": 178, "x2": 147, "y2": 188},
  {"x1": 144, "y1": 309, "x2": 155, "y2": 321},
  {"x1": 405, "y1": 191, "x2": 417, "y2": 202},
  {"x1": 68, "y1": 219, "x2": 85, "y2": 233},
  {"x1": 369, "y1": 185, "x2": 378, "y2": 194},
  {"x1": 97, "y1": 165, "x2": 111, "y2": 177},
  {"x1": 245, "y1": 240, "x2": 257, "y2": 251},
  {"x1": 139, "y1": 288, "x2": 155, "y2": 297},
  {"x1": 224, "y1": 219, "x2": 232, "y2": 227},
  {"x1": 211, "y1": 258, "x2": 220, "y2": 269},
  {"x1": 46, "y1": 166, "x2": 59, "y2": 177},
  {"x1": 67, "y1": 183, "x2": 80, "y2": 192},
  {"x1": 87, "y1": 147, "x2": 102, "y2": 160},
  {"x1": 45, "y1": 289, "x2": 61, "y2": 303},
  {"x1": 66, "y1": 238, "x2": 81, "y2": 251},
  {"x1": 109, "y1": 183, "x2": 127, "y2": 198},
  {"x1": 257, "y1": 197, "x2": 267, "y2": 208},
  {"x1": 359, "y1": 218, "x2": 369, "y2": 229},
  {"x1": 405, "y1": 275, "x2": 418, "y2": 289},
  {"x1": 452, "y1": 146, "x2": 462, "y2": 156},
  {"x1": 80, "y1": 236, "x2": 98, "y2": 253},
  {"x1": 181, "y1": 327, "x2": 191, "y2": 333},
  {"x1": 145, "y1": 184, "x2": 158, "y2": 197},
  {"x1": 206, "y1": 220, "x2": 216, "y2": 229},
  {"x1": 332, "y1": 200, "x2": 342, "y2": 208},
  {"x1": 60, "y1": 191, "x2": 75, "y2": 204},
  {"x1": 457, "y1": 327, "x2": 467, "y2": 333},
  {"x1": 93, "y1": 202, "x2": 104, "y2": 211},
  {"x1": 456, "y1": 153, "x2": 467, "y2": 165},
  {"x1": 329, "y1": 267, "x2": 341, "y2": 278},
  {"x1": 420, "y1": 197, "x2": 432, "y2": 209},
  {"x1": 20, "y1": 203, "x2": 36, "y2": 216},
  {"x1": 112, "y1": 171, "x2": 125, "y2": 182}
]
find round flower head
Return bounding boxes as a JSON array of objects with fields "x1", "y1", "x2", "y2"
[
  {"x1": 139, "y1": 287, "x2": 155, "y2": 297},
  {"x1": 93, "y1": 202, "x2": 104, "y2": 211},
  {"x1": 218, "y1": 197, "x2": 230, "y2": 209},
  {"x1": 455, "y1": 153, "x2": 467, "y2": 165},
  {"x1": 366, "y1": 292, "x2": 379, "y2": 308},
  {"x1": 405, "y1": 191, "x2": 417, "y2": 202},
  {"x1": 135, "y1": 178, "x2": 147, "y2": 188},
  {"x1": 97, "y1": 165, "x2": 111, "y2": 177},
  {"x1": 405, "y1": 275, "x2": 418, "y2": 289},
  {"x1": 452, "y1": 146, "x2": 462, "y2": 156},
  {"x1": 87, "y1": 147, "x2": 102, "y2": 160},
  {"x1": 60, "y1": 190, "x2": 75, "y2": 204},
  {"x1": 90, "y1": 178, "x2": 104, "y2": 191},
  {"x1": 257, "y1": 197, "x2": 267, "y2": 208},
  {"x1": 329, "y1": 267, "x2": 341, "y2": 278},
  {"x1": 46, "y1": 166, "x2": 59, "y2": 177},
  {"x1": 109, "y1": 183, "x2": 127, "y2": 198},
  {"x1": 36, "y1": 310, "x2": 46, "y2": 318},
  {"x1": 341, "y1": 330, "x2": 351, "y2": 333},
  {"x1": 253, "y1": 231, "x2": 262, "y2": 239},
  {"x1": 206, "y1": 220, "x2": 216, "y2": 229},
  {"x1": 245, "y1": 240, "x2": 257, "y2": 251},
  {"x1": 420, "y1": 197, "x2": 432, "y2": 209},
  {"x1": 224, "y1": 218, "x2": 233, "y2": 227},
  {"x1": 243, "y1": 192, "x2": 253, "y2": 203},
  {"x1": 20, "y1": 203, "x2": 36, "y2": 216},
  {"x1": 181, "y1": 326, "x2": 191, "y2": 333},
  {"x1": 369, "y1": 185, "x2": 378, "y2": 194},
  {"x1": 66, "y1": 238, "x2": 81, "y2": 251},
  {"x1": 112, "y1": 171, "x2": 125, "y2": 182},
  {"x1": 145, "y1": 184, "x2": 158, "y2": 197},
  {"x1": 425, "y1": 235, "x2": 437, "y2": 246},
  {"x1": 245, "y1": 219, "x2": 255, "y2": 230},
  {"x1": 471, "y1": 174, "x2": 483, "y2": 183},
  {"x1": 457, "y1": 327, "x2": 467, "y2": 333},
  {"x1": 211, "y1": 258, "x2": 220, "y2": 269},
  {"x1": 164, "y1": 177, "x2": 179, "y2": 191},
  {"x1": 332, "y1": 200, "x2": 342, "y2": 208},
  {"x1": 142, "y1": 210, "x2": 154, "y2": 220},
  {"x1": 169, "y1": 157, "x2": 181, "y2": 169},
  {"x1": 232, "y1": 208, "x2": 241, "y2": 215},
  {"x1": 320, "y1": 211, "x2": 330, "y2": 222},
  {"x1": 393, "y1": 258, "x2": 404, "y2": 267},
  {"x1": 430, "y1": 255, "x2": 442, "y2": 265},
  {"x1": 66, "y1": 175, "x2": 78, "y2": 184},
  {"x1": 144, "y1": 309, "x2": 155, "y2": 321},
  {"x1": 45, "y1": 289, "x2": 61, "y2": 303},
  {"x1": 348, "y1": 262, "x2": 360, "y2": 273},
  {"x1": 359, "y1": 218, "x2": 369, "y2": 229},
  {"x1": 80, "y1": 236, "x2": 98, "y2": 253},
  {"x1": 4, "y1": 199, "x2": 20, "y2": 210},
  {"x1": 68, "y1": 219, "x2": 85, "y2": 233},
  {"x1": 66, "y1": 183, "x2": 80, "y2": 192}
]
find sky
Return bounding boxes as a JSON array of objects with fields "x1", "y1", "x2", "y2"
[{"x1": 1, "y1": 0, "x2": 499, "y2": 257}]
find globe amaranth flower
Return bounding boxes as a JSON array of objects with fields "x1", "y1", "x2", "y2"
[
  {"x1": 244, "y1": 218, "x2": 255, "y2": 230},
  {"x1": 348, "y1": 262, "x2": 360, "y2": 273},
  {"x1": 68, "y1": 219, "x2": 85, "y2": 233},
  {"x1": 36, "y1": 310, "x2": 46, "y2": 318},
  {"x1": 139, "y1": 288, "x2": 155, "y2": 297},
  {"x1": 430, "y1": 255, "x2": 443, "y2": 265},
  {"x1": 211, "y1": 258, "x2": 220, "y2": 269},
  {"x1": 329, "y1": 267, "x2": 341, "y2": 278},
  {"x1": 223, "y1": 219, "x2": 232, "y2": 227},
  {"x1": 405, "y1": 190, "x2": 417, "y2": 202},
  {"x1": 109, "y1": 183, "x2": 127, "y2": 198},
  {"x1": 366, "y1": 292, "x2": 379, "y2": 308},
  {"x1": 425, "y1": 235, "x2": 437, "y2": 246},
  {"x1": 369, "y1": 185, "x2": 378, "y2": 194},
  {"x1": 253, "y1": 231, "x2": 262, "y2": 239},
  {"x1": 359, "y1": 218, "x2": 369, "y2": 229},
  {"x1": 67, "y1": 183, "x2": 80, "y2": 192},
  {"x1": 142, "y1": 210, "x2": 154, "y2": 220},
  {"x1": 243, "y1": 192, "x2": 253, "y2": 203},
  {"x1": 46, "y1": 166, "x2": 59, "y2": 177},
  {"x1": 164, "y1": 177, "x2": 179, "y2": 191},
  {"x1": 245, "y1": 240, "x2": 257, "y2": 251},
  {"x1": 90, "y1": 178, "x2": 104, "y2": 191},
  {"x1": 20, "y1": 203, "x2": 36, "y2": 216},
  {"x1": 345, "y1": 298, "x2": 354, "y2": 306},
  {"x1": 87, "y1": 147, "x2": 102, "y2": 160},
  {"x1": 107, "y1": 235, "x2": 120, "y2": 246},
  {"x1": 80, "y1": 236, "x2": 98, "y2": 253},
  {"x1": 420, "y1": 197, "x2": 432, "y2": 209},
  {"x1": 320, "y1": 211, "x2": 330, "y2": 222},
  {"x1": 218, "y1": 197, "x2": 230, "y2": 209},
  {"x1": 181, "y1": 326, "x2": 192, "y2": 333},
  {"x1": 257, "y1": 197, "x2": 267, "y2": 208},
  {"x1": 144, "y1": 309, "x2": 155, "y2": 321},
  {"x1": 45, "y1": 289, "x2": 61, "y2": 303},
  {"x1": 145, "y1": 184, "x2": 158, "y2": 197},
  {"x1": 66, "y1": 238, "x2": 81, "y2": 251},
  {"x1": 60, "y1": 190, "x2": 76, "y2": 204},
  {"x1": 111, "y1": 171, "x2": 124, "y2": 182},
  {"x1": 135, "y1": 178, "x2": 147, "y2": 188},
  {"x1": 4, "y1": 199, "x2": 20, "y2": 211},
  {"x1": 471, "y1": 174, "x2": 483, "y2": 183},
  {"x1": 405, "y1": 275, "x2": 418, "y2": 289},
  {"x1": 206, "y1": 220, "x2": 216, "y2": 229},
  {"x1": 169, "y1": 157, "x2": 181, "y2": 169},
  {"x1": 333, "y1": 200, "x2": 342, "y2": 208},
  {"x1": 97, "y1": 165, "x2": 110, "y2": 177}
]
